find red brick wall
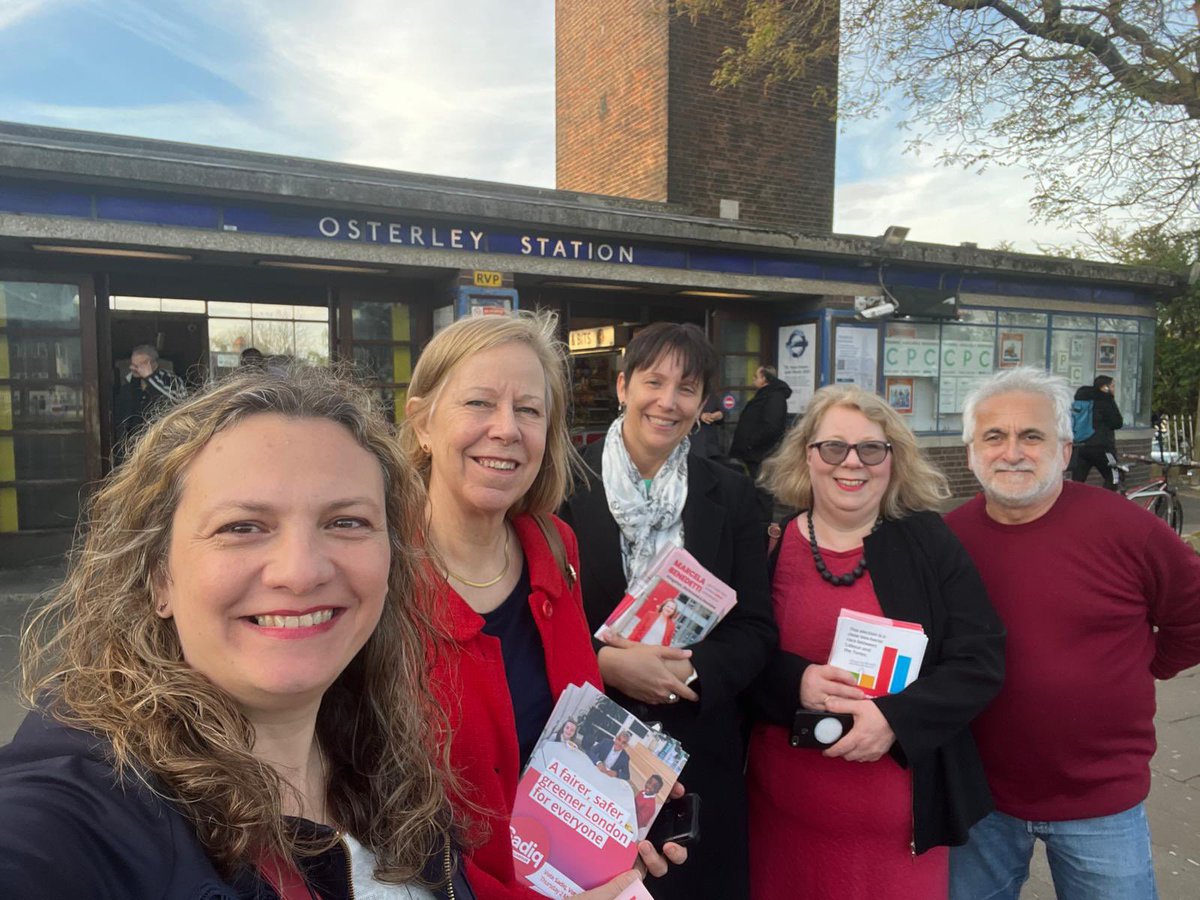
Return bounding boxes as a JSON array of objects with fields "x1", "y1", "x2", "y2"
[
  {"x1": 556, "y1": 1, "x2": 670, "y2": 201},
  {"x1": 555, "y1": 2, "x2": 838, "y2": 230},
  {"x1": 665, "y1": 13, "x2": 837, "y2": 230}
]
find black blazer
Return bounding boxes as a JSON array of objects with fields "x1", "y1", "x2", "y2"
[
  {"x1": 560, "y1": 439, "x2": 778, "y2": 900},
  {"x1": 755, "y1": 510, "x2": 1006, "y2": 853}
]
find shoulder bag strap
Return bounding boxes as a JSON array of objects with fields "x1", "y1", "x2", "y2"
[{"x1": 532, "y1": 512, "x2": 577, "y2": 589}]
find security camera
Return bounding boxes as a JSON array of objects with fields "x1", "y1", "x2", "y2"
[{"x1": 858, "y1": 300, "x2": 898, "y2": 320}]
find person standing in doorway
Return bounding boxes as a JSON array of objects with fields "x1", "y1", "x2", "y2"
[
  {"x1": 730, "y1": 365, "x2": 792, "y2": 480},
  {"x1": 114, "y1": 344, "x2": 186, "y2": 461},
  {"x1": 1068, "y1": 374, "x2": 1123, "y2": 489}
]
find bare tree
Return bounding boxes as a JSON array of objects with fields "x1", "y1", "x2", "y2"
[{"x1": 674, "y1": 1, "x2": 1200, "y2": 239}]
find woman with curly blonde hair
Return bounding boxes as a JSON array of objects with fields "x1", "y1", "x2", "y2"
[
  {"x1": 747, "y1": 383, "x2": 1005, "y2": 900},
  {"x1": 0, "y1": 365, "x2": 471, "y2": 899}
]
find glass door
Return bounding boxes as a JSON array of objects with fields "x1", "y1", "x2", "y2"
[{"x1": 0, "y1": 276, "x2": 99, "y2": 537}]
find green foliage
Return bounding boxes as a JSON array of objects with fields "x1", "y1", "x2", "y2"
[
  {"x1": 672, "y1": 1, "x2": 1200, "y2": 238},
  {"x1": 1100, "y1": 226, "x2": 1200, "y2": 417}
]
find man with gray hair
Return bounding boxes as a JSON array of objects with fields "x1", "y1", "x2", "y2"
[
  {"x1": 946, "y1": 367, "x2": 1200, "y2": 900},
  {"x1": 114, "y1": 343, "x2": 186, "y2": 460}
]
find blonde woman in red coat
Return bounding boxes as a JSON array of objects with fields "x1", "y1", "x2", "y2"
[{"x1": 402, "y1": 312, "x2": 687, "y2": 900}]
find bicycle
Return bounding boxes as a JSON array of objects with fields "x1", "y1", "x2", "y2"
[{"x1": 1114, "y1": 454, "x2": 1195, "y2": 536}]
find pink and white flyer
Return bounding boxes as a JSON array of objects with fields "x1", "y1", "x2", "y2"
[{"x1": 510, "y1": 684, "x2": 688, "y2": 897}]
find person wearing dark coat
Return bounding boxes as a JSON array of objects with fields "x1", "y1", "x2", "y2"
[
  {"x1": 1068, "y1": 375, "x2": 1124, "y2": 489},
  {"x1": 688, "y1": 393, "x2": 725, "y2": 460},
  {"x1": 560, "y1": 323, "x2": 778, "y2": 900},
  {"x1": 729, "y1": 365, "x2": 792, "y2": 479},
  {"x1": 114, "y1": 343, "x2": 186, "y2": 460}
]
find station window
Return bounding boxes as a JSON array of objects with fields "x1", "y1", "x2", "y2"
[
  {"x1": 341, "y1": 298, "x2": 414, "y2": 423},
  {"x1": 878, "y1": 308, "x2": 1152, "y2": 433},
  {"x1": 1, "y1": 281, "x2": 90, "y2": 534}
]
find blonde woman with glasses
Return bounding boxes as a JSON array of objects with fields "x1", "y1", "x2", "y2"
[{"x1": 746, "y1": 384, "x2": 1005, "y2": 900}]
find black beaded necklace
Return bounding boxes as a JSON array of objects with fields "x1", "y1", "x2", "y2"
[{"x1": 806, "y1": 512, "x2": 883, "y2": 587}]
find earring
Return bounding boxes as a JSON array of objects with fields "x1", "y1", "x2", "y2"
[
  {"x1": 689, "y1": 419, "x2": 701, "y2": 436},
  {"x1": 618, "y1": 402, "x2": 627, "y2": 414}
]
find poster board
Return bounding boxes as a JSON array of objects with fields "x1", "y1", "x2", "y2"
[
  {"x1": 777, "y1": 323, "x2": 817, "y2": 414},
  {"x1": 833, "y1": 325, "x2": 877, "y2": 393}
]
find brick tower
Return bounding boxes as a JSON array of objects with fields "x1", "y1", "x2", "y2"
[{"x1": 556, "y1": 1, "x2": 837, "y2": 232}]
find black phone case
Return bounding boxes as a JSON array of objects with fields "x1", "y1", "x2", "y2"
[
  {"x1": 790, "y1": 710, "x2": 854, "y2": 748},
  {"x1": 647, "y1": 793, "x2": 701, "y2": 848}
]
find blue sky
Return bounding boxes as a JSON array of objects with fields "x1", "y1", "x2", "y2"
[{"x1": 0, "y1": 0, "x2": 1084, "y2": 250}]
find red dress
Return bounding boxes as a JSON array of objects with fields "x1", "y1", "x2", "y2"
[{"x1": 747, "y1": 520, "x2": 948, "y2": 900}]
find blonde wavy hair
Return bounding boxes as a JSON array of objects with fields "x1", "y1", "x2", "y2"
[
  {"x1": 760, "y1": 384, "x2": 949, "y2": 518},
  {"x1": 20, "y1": 364, "x2": 455, "y2": 884},
  {"x1": 399, "y1": 309, "x2": 586, "y2": 515}
]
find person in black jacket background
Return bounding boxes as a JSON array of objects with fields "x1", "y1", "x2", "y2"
[
  {"x1": 729, "y1": 365, "x2": 792, "y2": 480},
  {"x1": 1069, "y1": 374, "x2": 1124, "y2": 489}
]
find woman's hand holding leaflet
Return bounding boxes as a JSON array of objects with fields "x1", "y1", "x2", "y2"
[
  {"x1": 822, "y1": 697, "x2": 895, "y2": 762},
  {"x1": 598, "y1": 634, "x2": 698, "y2": 705},
  {"x1": 799, "y1": 663, "x2": 864, "y2": 711}
]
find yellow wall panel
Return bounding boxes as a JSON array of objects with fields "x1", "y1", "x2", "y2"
[
  {"x1": 0, "y1": 436, "x2": 14, "y2": 482},
  {"x1": 391, "y1": 304, "x2": 411, "y2": 341},
  {"x1": 0, "y1": 487, "x2": 16, "y2": 532}
]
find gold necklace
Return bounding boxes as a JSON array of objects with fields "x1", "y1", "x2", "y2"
[{"x1": 446, "y1": 527, "x2": 510, "y2": 589}]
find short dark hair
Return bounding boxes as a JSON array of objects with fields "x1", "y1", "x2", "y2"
[
  {"x1": 623, "y1": 323, "x2": 718, "y2": 397},
  {"x1": 759, "y1": 364, "x2": 778, "y2": 381},
  {"x1": 1093, "y1": 375, "x2": 1114, "y2": 389}
]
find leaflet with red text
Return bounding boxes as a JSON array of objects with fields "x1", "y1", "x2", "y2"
[
  {"x1": 593, "y1": 545, "x2": 736, "y2": 648},
  {"x1": 510, "y1": 684, "x2": 688, "y2": 898}
]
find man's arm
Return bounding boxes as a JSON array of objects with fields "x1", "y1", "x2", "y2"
[{"x1": 1142, "y1": 519, "x2": 1200, "y2": 679}]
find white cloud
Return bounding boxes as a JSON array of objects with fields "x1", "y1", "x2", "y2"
[
  {"x1": 85, "y1": 0, "x2": 558, "y2": 184},
  {"x1": 0, "y1": 0, "x2": 61, "y2": 31},
  {"x1": 4, "y1": 99, "x2": 296, "y2": 154},
  {"x1": 834, "y1": 118, "x2": 1088, "y2": 252}
]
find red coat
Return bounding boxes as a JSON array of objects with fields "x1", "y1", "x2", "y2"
[{"x1": 431, "y1": 514, "x2": 603, "y2": 900}]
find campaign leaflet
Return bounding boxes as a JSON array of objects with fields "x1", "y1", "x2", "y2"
[
  {"x1": 510, "y1": 684, "x2": 688, "y2": 898},
  {"x1": 827, "y1": 608, "x2": 928, "y2": 698},
  {"x1": 593, "y1": 545, "x2": 737, "y2": 648}
]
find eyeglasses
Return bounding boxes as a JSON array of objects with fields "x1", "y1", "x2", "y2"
[{"x1": 808, "y1": 440, "x2": 892, "y2": 466}]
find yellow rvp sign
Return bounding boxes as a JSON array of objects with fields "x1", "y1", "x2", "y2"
[{"x1": 473, "y1": 271, "x2": 503, "y2": 288}]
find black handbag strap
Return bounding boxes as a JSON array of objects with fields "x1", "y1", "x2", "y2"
[{"x1": 768, "y1": 512, "x2": 801, "y2": 583}]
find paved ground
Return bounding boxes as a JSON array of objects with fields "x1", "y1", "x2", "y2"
[{"x1": 1, "y1": 487, "x2": 1198, "y2": 898}]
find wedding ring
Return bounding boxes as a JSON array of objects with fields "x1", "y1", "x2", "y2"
[{"x1": 667, "y1": 692, "x2": 680, "y2": 704}]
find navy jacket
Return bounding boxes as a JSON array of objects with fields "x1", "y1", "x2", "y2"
[{"x1": 0, "y1": 710, "x2": 474, "y2": 900}]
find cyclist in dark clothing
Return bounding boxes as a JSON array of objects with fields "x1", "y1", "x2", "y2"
[{"x1": 1069, "y1": 374, "x2": 1124, "y2": 490}]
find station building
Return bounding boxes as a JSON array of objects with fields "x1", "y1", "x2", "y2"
[{"x1": 0, "y1": 121, "x2": 1178, "y2": 564}]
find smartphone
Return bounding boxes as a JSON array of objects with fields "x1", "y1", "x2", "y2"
[
  {"x1": 646, "y1": 793, "x2": 701, "y2": 849},
  {"x1": 790, "y1": 710, "x2": 854, "y2": 749}
]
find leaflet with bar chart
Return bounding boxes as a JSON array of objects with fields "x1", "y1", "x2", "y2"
[{"x1": 827, "y1": 608, "x2": 927, "y2": 697}]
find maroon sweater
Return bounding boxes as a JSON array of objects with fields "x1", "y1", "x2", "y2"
[{"x1": 946, "y1": 481, "x2": 1200, "y2": 821}]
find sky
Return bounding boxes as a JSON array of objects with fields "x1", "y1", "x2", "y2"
[{"x1": 0, "y1": 0, "x2": 1087, "y2": 252}]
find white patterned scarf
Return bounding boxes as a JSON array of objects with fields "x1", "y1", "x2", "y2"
[{"x1": 601, "y1": 414, "x2": 689, "y2": 582}]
